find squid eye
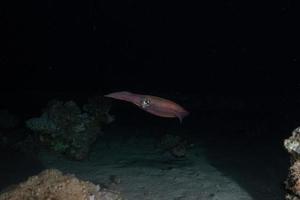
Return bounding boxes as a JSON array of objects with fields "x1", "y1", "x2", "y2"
[{"x1": 141, "y1": 98, "x2": 151, "y2": 108}]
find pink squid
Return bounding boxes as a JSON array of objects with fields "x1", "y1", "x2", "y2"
[{"x1": 104, "y1": 91, "x2": 189, "y2": 123}]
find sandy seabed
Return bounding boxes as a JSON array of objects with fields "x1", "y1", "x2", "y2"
[{"x1": 35, "y1": 123, "x2": 286, "y2": 200}]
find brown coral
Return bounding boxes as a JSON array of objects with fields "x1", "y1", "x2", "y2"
[
  {"x1": 0, "y1": 169, "x2": 122, "y2": 200},
  {"x1": 288, "y1": 161, "x2": 300, "y2": 193},
  {"x1": 284, "y1": 127, "x2": 300, "y2": 200}
]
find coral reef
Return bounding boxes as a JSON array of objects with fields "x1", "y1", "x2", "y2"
[
  {"x1": 284, "y1": 127, "x2": 300, "y2": 162},
  {"x1": 26, "y1": 97, "x2": 113, "y2": 160},
  {"x1": 0, "y1": 169, "x2": 122, "y2": 200},
  {"x1": 284, "y1": 127, "x2": 300, "y2": 199},
  {"x1": 286, "y1": 161, "x2": 300, "y2": 200}
]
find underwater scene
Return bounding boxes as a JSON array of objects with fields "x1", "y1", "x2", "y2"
[
  {"x1": 1, "y1": 0, "x2": 298, "y2": 199},
  {"x1": 0, "y1": 91, "x2": 297, "y2": 200}
]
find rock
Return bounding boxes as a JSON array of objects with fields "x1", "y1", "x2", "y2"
[
  {"x1": 284, "y1": 127, "x2": 300, "y2": 199},
  {"x1": 0, "y1": 169, "x2": 123, "y2": 200},
  {"x1": 25, "y1": 97, "x2": 113, "y2": 160}
]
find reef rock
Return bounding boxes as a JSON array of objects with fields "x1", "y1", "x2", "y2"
[
  {"x1": 25, "y1": 97, "x2": 113, "y2": 160},
  {"x1": 0, "y1": 169, "x2": 122, "y2": 200},
  {"x1": 284, "y1": 127, "x2": 300, "y2": 162},
  {"x1": 284, "y1": 127, "x2": 300, "y2": 199}
]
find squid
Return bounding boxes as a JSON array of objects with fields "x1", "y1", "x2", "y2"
[{"x1": 104, "y1": 91, "x2": 189, "y2": 123}]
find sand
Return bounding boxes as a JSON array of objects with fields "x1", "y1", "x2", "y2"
[{"x1": 36, "y1": 124, "x2": 283, "y2": 200}]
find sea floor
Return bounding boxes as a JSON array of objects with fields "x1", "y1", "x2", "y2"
[
  {"x1": 34, "y1": 123, "x2": 288, "y2": 200},
  {"x1": 0, "y1": 108, "x2": 290, "y2": 200}
]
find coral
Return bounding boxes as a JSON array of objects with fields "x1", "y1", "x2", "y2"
[
  {"x1": 0, "y1": 169, "x2": 122, "y2": 200},
  {"x1": 284, "y1": 127, "x2": 300, "y2": 162},
  {"x1": 25, "y1": 97, "x2": 113, "y2": 160},
  {"x1": 286, "y1": 161, "x2": 300, "y2": 200},
  {"x1": 284, "y1": 127, "x2": 300, "y2": 199}
]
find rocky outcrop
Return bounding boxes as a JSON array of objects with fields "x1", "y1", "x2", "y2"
[{"x1": 0, "y1": 169, "x2": 122, "y2": 200}]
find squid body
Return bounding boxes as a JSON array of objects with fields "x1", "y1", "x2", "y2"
[{"x1": 104, "y1": 91, "x2": 189, "y2": 123}]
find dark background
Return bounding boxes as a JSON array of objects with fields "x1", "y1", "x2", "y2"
[
  {"x1": 1, "y1": 0, "x2": 300, "y2": 134},
  {"x1": 1, "y1": 0, "x2": 299, "y2": 94},
  {"x1": 0, "y1": 2, "x2": 300, "y2": 199}
]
